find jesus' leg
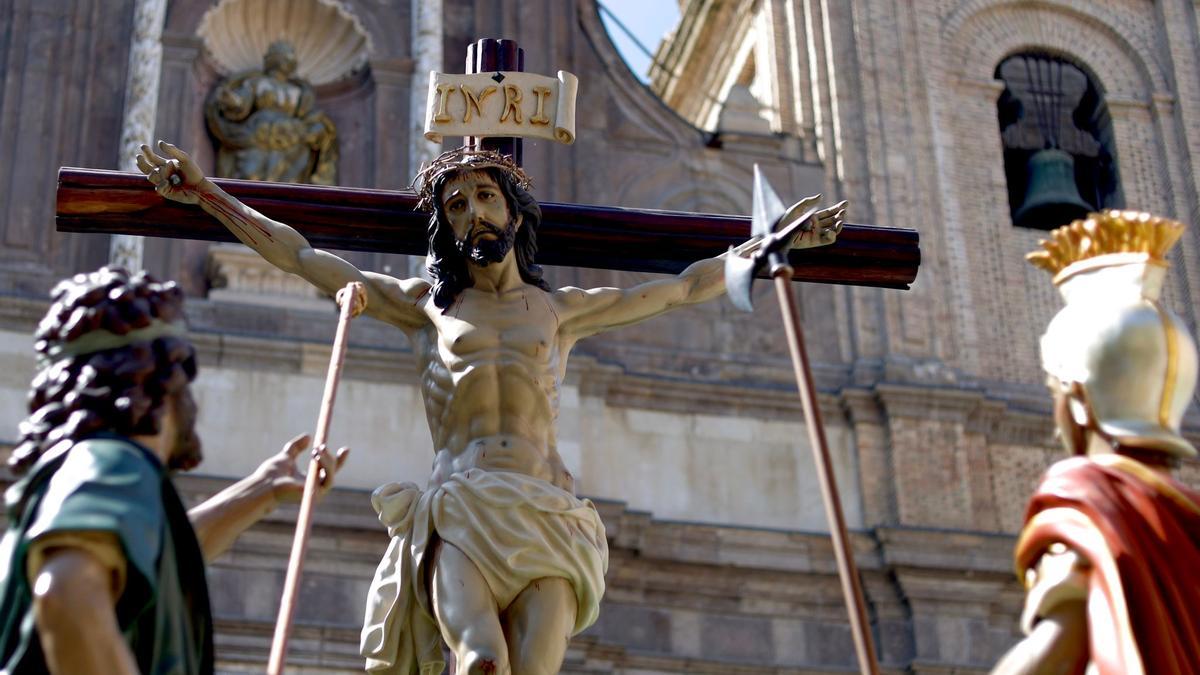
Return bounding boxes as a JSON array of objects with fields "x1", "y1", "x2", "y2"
[
  {"x1": 430, "y1": 540, "x2": 510, "y2": 675},
  {"x1": 501, "y1": 577, "x2": 577, "y2": 675}
]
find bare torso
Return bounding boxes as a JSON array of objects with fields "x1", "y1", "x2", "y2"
[{"x1": 412, "y1": 284, "x2": 575, "y2": 492}]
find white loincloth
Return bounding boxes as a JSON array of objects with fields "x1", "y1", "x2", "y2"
[{"x1": 360, "y1": 469, "x2": 609, "y2": 674}]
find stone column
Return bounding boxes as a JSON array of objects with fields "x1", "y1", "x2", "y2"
[
  {"x1": 406, "y1": 0, "x2": 443, "y2": 278},
  {"x1": 110, "y1": 0, "x2": 167, "y2": 271},
  {"x1": 409, "y1": 0, "x2": 443, "y2": 173}
]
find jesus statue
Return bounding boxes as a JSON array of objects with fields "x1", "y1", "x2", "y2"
[{"x1": 136, "y1": 140, "x2": 844, "y2": 675}]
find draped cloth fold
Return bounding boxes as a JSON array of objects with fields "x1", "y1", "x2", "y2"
[
  {"x1": 360, "y1": 470, "x2": 608, "y2": 674},
  {"x1": 1015, "y1": 454, "x2": 1200, "y2": 675}
]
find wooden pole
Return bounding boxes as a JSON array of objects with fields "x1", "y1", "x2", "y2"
[
  {"x1": 771, "y1": 267, "x2": 881, "y2": 675},
  {"x1": 266, "y1": 282, "x2": 365, "y2": 675}
]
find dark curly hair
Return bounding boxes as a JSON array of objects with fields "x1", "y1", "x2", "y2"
[
  {"x1": 426, "y1": 166, "x2": 550, "y2": 310},
  {"x1": 11, "y1": 267, "x2": 198, "y2": 476}
]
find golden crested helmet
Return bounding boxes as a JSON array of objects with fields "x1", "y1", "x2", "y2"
[{"x1": 1029, "y1": 210, "x2": 1198, "y2": 459}]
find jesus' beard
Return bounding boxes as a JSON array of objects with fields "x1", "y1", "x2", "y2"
[{"x1": 455, "y1": 219, "x2": 517, "y2": 266}]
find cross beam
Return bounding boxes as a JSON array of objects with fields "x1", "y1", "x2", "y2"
[{"x1": 56, "y1": 168, "x2": 920, "y2": 289}]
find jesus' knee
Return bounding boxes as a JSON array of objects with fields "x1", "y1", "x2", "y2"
[{"x1": 458, "y1": 643, "x2": 511, "y2": 675}]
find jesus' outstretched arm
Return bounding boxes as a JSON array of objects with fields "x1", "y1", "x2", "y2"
[
  {"x1": 136, "y1": 141, "x2": 430, "y2": 331},
  {"x1": 557, "y1": 197, "x2": 844, "y2": 339}
]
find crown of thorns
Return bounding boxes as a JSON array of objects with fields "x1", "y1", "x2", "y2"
[{"x1": 411, "y1": 147, "x2": 533, "y2": 212}]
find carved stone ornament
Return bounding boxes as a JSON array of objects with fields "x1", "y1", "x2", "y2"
[
  {"x1": 207, "y1": 243, "x2": 330, "y2": 311},
  {"x1": 197, "y1": 0, "x2": 372, "y2": 86},
  {"x1": 204, "y1": 40, "x2": 339, "y2": 184}
]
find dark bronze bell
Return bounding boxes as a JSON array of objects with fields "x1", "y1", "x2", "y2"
[{"x1": 1013, "y1": 148, "x2": 1094, "y2": 229}]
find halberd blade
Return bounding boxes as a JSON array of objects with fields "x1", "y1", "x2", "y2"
[
  {"x1": 725, "y1": 247, "x2": 759, "y2": 312},
  {"x1": 752, "y1": 165, "x2": 786, "y2": 238}
]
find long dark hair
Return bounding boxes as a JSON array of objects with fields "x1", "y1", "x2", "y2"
[
  {"x1": 426, "y1": 167, "x2": 550, "y2": 310},
  {"x1": 11, "y1": 268, "x2": 197, "y2": 476}
]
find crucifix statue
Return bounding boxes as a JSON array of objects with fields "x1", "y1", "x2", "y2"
[
  {"x1": 132, "y1": 38, "x2": 844, "y2": 675},
  {"x1": 57, "y1": 38, "x2": 921, "y2": 675}
]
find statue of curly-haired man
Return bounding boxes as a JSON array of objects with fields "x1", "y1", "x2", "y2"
[
  {"x1": 137, "y1": 140, "x2": 843, "y2": 675},
  {"x1": 0, "y1": 267, "x2": 348, "y2": 674}
]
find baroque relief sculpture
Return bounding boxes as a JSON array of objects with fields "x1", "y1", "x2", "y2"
[
  {"x1": 993, "y1": 211, "x2": 1200, "y2": 674},
  {"x1": 205, "y1": 41, "x2": 338, "y2": 185}
]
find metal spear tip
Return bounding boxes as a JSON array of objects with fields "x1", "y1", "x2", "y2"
[{"x1": 751, "y1": 164, "x2": 787, "y2": 238}]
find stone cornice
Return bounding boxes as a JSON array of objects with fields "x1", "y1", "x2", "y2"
[
  {"x1": 0, "y1": 295, "x2": 46, "y2": 330},
  {"x1": 1105, "y1": 95, "x2": 1154, "y2": 113},
  {"x1": 875, "y1": 383, "x2": 1056, "y2": 447},
  {"x1": 8, "y1": 293, "x2": 1197, "y2": 447},
  {"x1": 841, "y1": 387, "x2": 886, "y2": 425},
  {"x1": 875, "y1": 526, "x2": 1015, "y2": 574},
  {"x1": 952, "y1": 76, "x2": 1006, "y2": 95},
  {"x1": 595, "y1": 498, "x2": 882, "y2": 574},
  {"x1": 596, "y1": 368, "x2": 841, "y2": 423}
]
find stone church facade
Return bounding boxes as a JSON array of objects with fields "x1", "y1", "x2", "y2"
[{"x1": 1, "y1": 0, "x2": 1198, "y2": 672}]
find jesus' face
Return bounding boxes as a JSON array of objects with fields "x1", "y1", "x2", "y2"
[{"x1": 440, "y1": 170, "x2": 521, "y2": 266}]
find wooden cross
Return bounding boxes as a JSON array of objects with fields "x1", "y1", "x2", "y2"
[
  {"x1": 55, "y1": 37, "x2": 915, "y2": 675},
  {"x1": 55, "y1": 37, "x2": 919, "y2": 289},
  {"x1": 57, "y1": 168, "x2": 918, "y2": 287}
]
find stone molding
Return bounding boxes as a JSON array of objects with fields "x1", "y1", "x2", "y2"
[
  {"x1": 875, "y1": 384, "x2": 1055, "y2": 447},
  {"x1": 1105, "y1": 95, "x2": 1154, "y2": 112},
  {"x1": 206, "y1": 243, "x2": 332, "y2": 312},
  {"x1": 841, "y1": 387, "x2": 886, "y2": 426},
  {"x1": 0, "y1": 287, "x2": 1187, "y2": 448},
  {"x1": 952, "y1": 76, "x2": 1005, "y2": 96},
  {"x1": 1152, "y1": 91, "x2": 1178, "y2": 114}
]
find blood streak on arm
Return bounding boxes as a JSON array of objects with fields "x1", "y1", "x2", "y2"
[{"x1": 200, "y1": 191, "x2": 276, "y2": 244}]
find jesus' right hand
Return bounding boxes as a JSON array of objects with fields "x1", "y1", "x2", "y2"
[{"x1": 136, "y1": 140, "x2": 211, "y2": 205}]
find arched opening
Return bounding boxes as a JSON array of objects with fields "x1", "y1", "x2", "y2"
[{"x1": 996, "y1": 52, "x2": 1124, "y2": 230}]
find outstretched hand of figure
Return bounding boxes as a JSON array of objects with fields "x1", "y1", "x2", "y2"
[
  {"x1": 336, "y1": 283, "x2": 369, "y2": 318},
  {"x1": 786, "y1": 198, "x2": 846, "y2": 250},
  {"x1": 723, "y1": 177, "x2": 850, "y2": 312},
  {"x1": 255, "y1": 433, "x2": 351, "y2": 504},
  {"x1": 136, "y1": 140, "x2": 209, "y2": 205},
  {"x1": 728, "y1": 196, "x2": 847, "y2": 258}
]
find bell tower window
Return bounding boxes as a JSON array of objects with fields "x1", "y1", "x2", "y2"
[{"x1": 996, "y1": 53, "x2": 1123, "y2": 230}]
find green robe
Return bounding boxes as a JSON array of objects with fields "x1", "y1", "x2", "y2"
[{"x1": 0, "y1": 435, "x2": 213, "y2": 674}]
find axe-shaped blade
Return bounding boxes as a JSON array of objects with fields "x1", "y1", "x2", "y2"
[
  {"x1": 725, "y1": 248, "x2": 760, "y2": 312},
  {"x1": 727, "y1": 166, "x2": 798, "y2": 312}
]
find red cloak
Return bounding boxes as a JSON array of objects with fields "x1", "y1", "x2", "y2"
[{"x1": 1016, "y1": 454, "x2": 1200, "y2": 675}]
